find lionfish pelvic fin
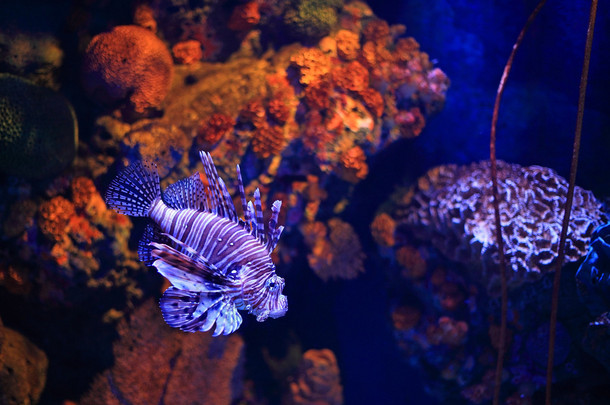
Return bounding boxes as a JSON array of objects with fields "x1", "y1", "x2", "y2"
[{"x1": 160, "y1": 287, "x2": 243, "y2": 336}]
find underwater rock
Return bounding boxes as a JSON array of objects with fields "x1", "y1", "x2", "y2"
[
  {"x1": 82, "y1": 25, "x2": 174, "y2": 113},
  {"x1": 289, "y1": 348, "x2": 343, "y2": 405},
  {"x1": 0, "y1": 31, "x2": 63, "y2": 89},
  {"x1": 0, "y1": 322, "x2": 48, "y2": 405},
  {"x1": 397, "y1": 160, "x2": 607, "y2": 290},
  {"x1": 0, "y1": 74, "x2": 77, "y2": 179},
  {"x1": 80, "y1": 299, "x2": 245, "y2": 405},
  {"x1": 283, "y1": 0, "x2": 341, "y2": 42}
]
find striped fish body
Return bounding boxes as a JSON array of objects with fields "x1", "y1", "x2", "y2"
[{"x1": 105, "y1": 152, "x2": 287, "y2": 336}]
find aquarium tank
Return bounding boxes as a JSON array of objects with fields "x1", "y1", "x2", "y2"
[{"x1": 1, "y1": 0, "x2": 609, "y2": 404}]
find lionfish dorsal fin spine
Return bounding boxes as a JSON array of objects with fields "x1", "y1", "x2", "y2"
[
  {"x1": 266, "y1": 200, "x2": 282, "y2": 251},
  {"x1": 247, "y1": 201, "x2": 256, "y2": 237},
  {"x1": 253, "y1": 188, "x2": 265, "y2": 243},
  {"x1": 163, "y1": 172, "x2": 206, "y2": 211},
  {"x1": 236, "y1": 165, "x2": 250, "y2": 232},
  {"x1": 200, "y1": 151, "x2": 240, "y2": 221}
]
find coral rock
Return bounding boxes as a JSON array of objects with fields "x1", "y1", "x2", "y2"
[
  {"x1": 80, "y1": 300, "x2": 244, "y2": 405},
  {"x1": 172, "y1": 40, "x2": 203, "y2": 65},
  {"x1": 251, "y1": 124, "x2": 286, "y2": 159},
  {"x1": 335, "y1": 29, "x2": 360, "y2": 61},
  {"x1": 0, "y1": 74, "x2": 77, "y2": 179},
  {"x1": 133, "y1": 4, "x2": 157, "y2": 32},
  {"x1": 0, "y1": 325, "x2": 48, "y2": 405},
  {"x1": 399, "y1": 161, "x2": 607, "y2": 287},
  {"x1": 370, "y1": 212, "x2": 396, "y2": 247},
  {"x1": 332, "y1": 60, "x2": 369, "y2": 92},
  {"x1": 290, "y1": 48, "x2": 332, "y2": 86},
  {"x1": 290, "y1": 348, "x2": 343, "y2": 405},
  {"x1": 38, "y1": 196, "x2": 76, "y2": 242},
  {"x1": 82, "y1": 25, "x2": 174, "y2": 113}
]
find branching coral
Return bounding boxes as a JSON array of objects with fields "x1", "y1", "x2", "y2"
[
  {"x1": 80, "y1": 300, "x2": 245, "y2": 405},
  {"x1": 398, "y1": 160, "x2": 607, "y2": 288},
  {"x1": 82, "y1": 25, "x2": 174, "y2": 113},
  {"x1": 289, "y1": 348, "x2": 343, "y2": 405},
  {"x1": 196, "y1": 112, "x2": 236, "y2": 148}
]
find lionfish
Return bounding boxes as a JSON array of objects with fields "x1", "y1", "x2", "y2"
[{"x1": 105, "y1": 151, "x2": 287, "y2": 336}]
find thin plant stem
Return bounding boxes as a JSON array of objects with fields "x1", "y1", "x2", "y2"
[
  {"x1": 545, "y1": 1, "x2": 598, "y2": 403},
  {"x1": 489, "y1": 1, "x2": 547, "y2": 404}
]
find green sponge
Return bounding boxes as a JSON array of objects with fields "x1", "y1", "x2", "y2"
[{"x1": 0, "y1": 74, "x2": 77, "y2": 179}]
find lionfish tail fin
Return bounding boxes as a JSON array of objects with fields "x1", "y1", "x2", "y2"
[
  {"x1": 105, "y1": 160, "x2": 161, "y2": 217},
  {"x1": 160, "y1": 287, "x2": 243, "y2": 335}
]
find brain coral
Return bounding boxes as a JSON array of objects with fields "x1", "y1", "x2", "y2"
[
  {"x1": 398, "y1": 160, "x2": 607, "y2": 287},
  {"x1": 82, "y1": 25, "x2": 173, "y2": 113},
  {"x1": 0, "y1": 74, "x2": 77, "y2": 179}
]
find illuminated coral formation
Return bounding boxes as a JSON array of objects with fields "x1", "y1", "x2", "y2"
[
  {"x1": 196, "y1": 112, "x2": 236, "y2": 149},
  {"x1": 133, "y1": 3, "x2": 157, "y2": 32},
  {"x1": 301, "y1": 218, "x2": 365, "y2": 281},
  {"x1": 0, "y1": 321, "x2": 48, "y2": 405},
  {"x1": 398, "y1": 160, "x2": 607, "y2": 288},
  {"x1": 0, "y1": 74, "x2": 77, "y2": 179},
  {"x1": 251, "y1": 123, "x2": 286, "y2": 159},
  {"x1": 284, "y1": 0, "x2": 341, "y2": 42},
  {"x1": 335, "y1": 29, "x2": 360, "y2": 61},
  {"x1": 289, "y1": 348, "x2": 343, "y2": 405},
  {"x1": 82, "y1": 25, "x2": 174, "y2": 113},
  {"x1": 80, "y1": 300, "x2": 245, "y2": 405},
  {"x1": 370, "y1": 212, "x2": 396, "y2": 248}
]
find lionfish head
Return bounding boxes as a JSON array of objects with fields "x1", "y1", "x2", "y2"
[{"x1": 250, "y1": 272, "x2": 288, "y2": 322}]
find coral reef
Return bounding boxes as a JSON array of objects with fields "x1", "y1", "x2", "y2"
[
  {"x1": 283, "y1": 0, "x2": 341, "y2": 42},
  {"x1": 0, "y1": 74, "x2": 77, "y2": 179},
  {"x1": 80, "y1": 299, "x2": 244, "y2": 405},
  {"x1": 0, "y1": 319, "x2": 48, "y2": 405},
  {"x1": 397, "y1": 160, "x2": 607, "y2": 290},
  {"x1": 172, "y1": 39, "x2": 203, "y2": 65},
  {"x1": 301, "y1": 218, "x2": 365, "y2": 281},
  {"x1": 82, "y1": 25, "x2": 174, "y2": 113},
  {"x1": 289, "y1": 348, "x2": 343, "y2": 405},
  {"x1": 576, "y1": 222, "x2": 610, "y2": 317}
]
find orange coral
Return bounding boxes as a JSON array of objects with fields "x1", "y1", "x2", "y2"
[
  {"x1": 332, "y1": 60, "x2": 369, "y2": 92},
  {"x1": 358, "y1": 87, "x2": 384, "y2": 118},
  {"x1": 171, "y1": 40, "x2": 203, "y2": 65},
  {"x1": 392, "y1": 305, "x2": 421, "y2": 331},
  {"x1": 251, "y1": 124, "x2": 285, "y2": 159},
  {"x1": 335, "y1": 29, "x2": 360, "y2": 61},
  {"x1": 267, "y1": 97, "x2": 290, "y2": 124},
  {"x1": 290, "y1": 349, "x2": 343, "y2": 405},
  {"x1": 196, "y1": 112, "x2": 235, "y2": 147},
  {"x1": 362, "y1": 19, "x2": 391, "y2": 44},
  {"x1": 38, "y1": 196, "x2": 76, "y2": 242},
  {"x1": 290, "y1": 48, "x2": 331, "y2": 86},
  {"x1": 302, "y1": 111, "x2": 333, "y2": 151},
  {"x1": 395, "y1": 107, "x2": 425, "y2": 138},
  {"x1": 228, "y1": 2, "x2": 260, "y2": 31},
  {"x1": 81, "y1": 300, "x2": 245, "y2": 405},
  {"x1": 71, "y1": 177, "x2": 96, "y2": 212},
  {"x1": 370, "y1": 212, "x2": 396, "y2": 247},
  {"x1": 303, "y1": 218, "x2": 365, "y2": 281},
  {"x1": 395, "y1": 37, "x2": 420, "y2": 64},
  {"x1": 303, "y1": 79, "x2": 332, "y2": 110},
  {"x1": 82, "y1": 25, "x2": 174, "y2": 113},
  {"x1": 396, "y1": 245, "x2": 427, "y2": 279},
  {"x1": 239, "y1": 99, "x2": 266, "y2": 128},
  {"x1": 337, "y1": 145, "x2": 368, "y2": 183}
]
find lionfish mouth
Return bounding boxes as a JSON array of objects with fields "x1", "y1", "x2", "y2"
[{"x1": 269, "y1": 295, "x2": 288, "y2": 319}]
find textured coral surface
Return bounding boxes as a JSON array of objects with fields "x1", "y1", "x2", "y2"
[
  {"x1": 289, "y1": 348, "x2": 343, "y2": 405},
  {"x1": 81, "y1": 300, "x2": 244, "y2": 405},
  {"x1": 398, "y1": 160, "x2": 607, "y2": 287}
]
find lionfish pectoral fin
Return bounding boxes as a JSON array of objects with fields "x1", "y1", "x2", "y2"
[
  {"x1": 138, "y1": 223, "x2": 171, "y2": 266},
  {"x1": 160, "y1": 287, "x2": 242, "y2": 335},
  {"x1": 151, "y1": 242, "x2": 233, "y2": 290},
  {"x1": 105, "y1": 160, "x2": 161, "y2": 217}
]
